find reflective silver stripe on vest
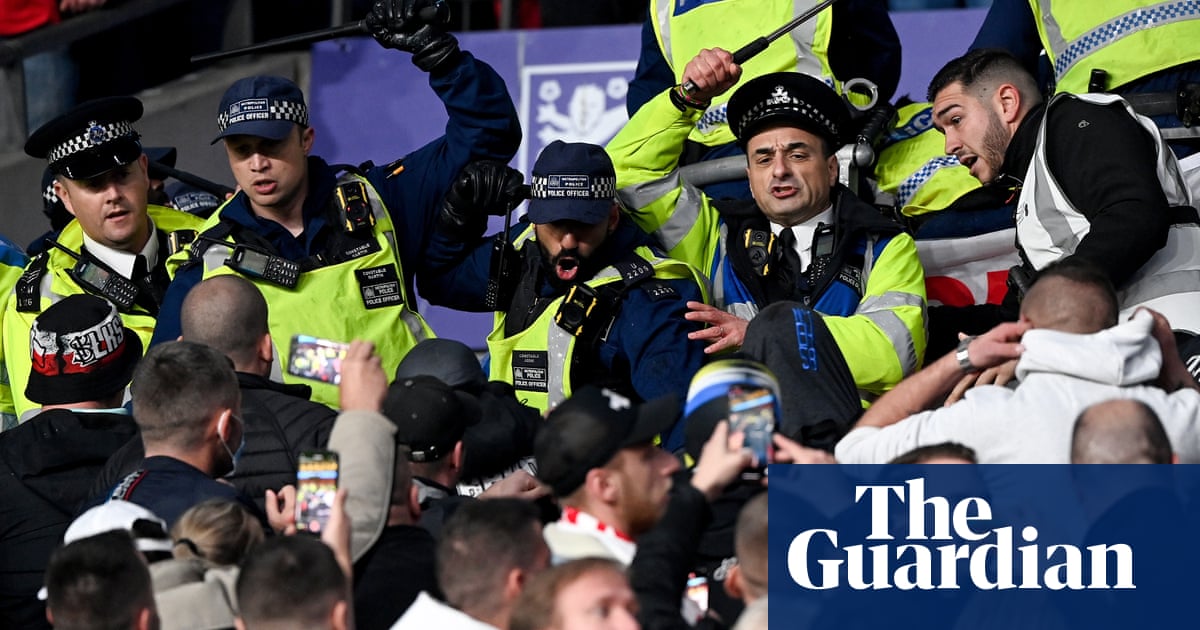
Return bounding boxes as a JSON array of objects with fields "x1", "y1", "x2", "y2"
[
  {"x1": 546, "y1": 324, "x2": 572, "y2": 409},
  {"x1": 897, "y1": 156, "x2": 961, "y2": 208},
  {"x1": 1037, "y1": 0, "x2": 1200, "y2": 83},
  {"x1": 544, "y1": 263, "x2": 626, "y2": 408},
  {"x1": 787, "y1": 0, "x2": 826, "y2": 78},
  {"x1": 618, "y1": 169, "x2": 704, "y2": 252},
  {"x1": 860, "y1": 309, "x2": 918, "y2": 376},
  {"x1": 655, "y1": 0, "x2": 674, "y2": 66},
  {"x1": 860, "y1": 291, "x2": 923, "y2": 376},
  {"x1": 1028, "y1": 156, "x2": 1082, "y2": 256},
  {"x1": 1119, "y1": 268, "x2": 1200, "y2": 311}
]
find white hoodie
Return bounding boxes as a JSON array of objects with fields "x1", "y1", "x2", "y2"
[{"x1": 836, "y1": 312, "x2": 1200, "y2": 464}]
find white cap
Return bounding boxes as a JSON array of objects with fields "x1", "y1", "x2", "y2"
[{"x1": 39, "y1": 500, "x2": 173, "y2": 600}]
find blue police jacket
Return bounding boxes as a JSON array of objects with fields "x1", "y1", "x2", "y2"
[{"x1": 152, "y1": 51, "x2": 522, "y2": 344}]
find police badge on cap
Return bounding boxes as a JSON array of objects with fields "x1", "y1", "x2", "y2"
[
  {"x1": 25, "y1": 96, "x2": 145, "y2": 180},
  {"x1": 726, "y1": 72, "x2": 850, "y2": 150}
]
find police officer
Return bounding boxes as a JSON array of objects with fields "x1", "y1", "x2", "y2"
[
  {"x1": 3, "y1": 96, "x2": 204, "y2": 425},
  {"x1": 152, "y1": 0, "x2": 522, "y2": 409},
  {"x1": 420, "y1": 142, "x2": 709, "y2": 451},
  {"x1": 626, "y1": 0, "x2": 902, "y2": 198},
  {"x1": 610, "y1": 49, "x2": 927, "y2": 447}
]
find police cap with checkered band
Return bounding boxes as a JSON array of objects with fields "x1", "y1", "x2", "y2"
[
  {"x1": 25, "y1": 96, "x2": 144, "y2": 180},
  {"x1": 212, "y1": 75, "x2": 309, "y2": 144},
  {"x1": 727, "y1": 72, "x2": 850, "y2": 151},
  {"x1": 527, "y1": 140, "x2": 617, "y2": 226}
]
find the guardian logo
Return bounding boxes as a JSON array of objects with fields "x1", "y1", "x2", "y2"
[{"x1": 788, "y1": 479, "x2": 1134, "y2": 591}]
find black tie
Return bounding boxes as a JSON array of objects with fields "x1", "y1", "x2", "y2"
[
  {"x1": 132, "y1": 254, "x2": 149, "y2": 285},
  {"x1": 774, "y1": 227, "x2": 804, "y2": 297}
]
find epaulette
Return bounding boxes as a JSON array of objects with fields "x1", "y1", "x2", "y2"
[{"x1": 15, "y1": 254, "x2": 49, "y2": 312}]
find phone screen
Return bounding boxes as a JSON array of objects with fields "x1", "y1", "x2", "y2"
[
  {"x1": 684, "y1": 574, "x2": 709, "y2": 623},
  {"x1": 296, "y1": 450, "x2": 339, "y2": 534},
  {"x1": 234, "y1": 248, "x2": 272, "y2": 275},
  {"x1": 727, "y1": 386, "x2": 776, "y2": 472},
  {"x1": 287, "y1": 335, "x2": 350, "y2": 385}
]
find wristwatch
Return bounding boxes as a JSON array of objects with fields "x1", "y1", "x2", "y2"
[{"x1": 955, "y1": 336, "x2": 978, "y2": 374}]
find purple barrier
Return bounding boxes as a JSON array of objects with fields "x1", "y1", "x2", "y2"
[{"x1": 310, "y1": 11, "x2": 988, "y2": 349}]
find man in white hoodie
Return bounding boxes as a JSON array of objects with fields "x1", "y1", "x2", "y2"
[{"x1": 835, "y1": 260, "x2": 1200, "y2": 464}]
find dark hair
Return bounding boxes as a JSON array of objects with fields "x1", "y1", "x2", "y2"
[
  {"x1": 46, "y1": 531, "x2": 154, "y2": 630},
  {"x1": 1072, "y1": 399, "x2": 1173, "y2": 464},
  {"x1": 927, "y1": 48, "x2": 1041, "y2": 104},
  {"x1": 181, "y1": 275, "x2": 270, "y2": 367},
  {"x1": 1023, "y1": 258, "x2": 1120, "y2": 332},
  {"x1": 438, "y1": 498, "x2": 546, "y2": 616},
  {"x1": 889, "y1": 442, "x2": 979, "y2": 464},
  {"x1": 510, "y1": 558, "x2": 628, "y2": 630},
  {"x1": 236, "y1": 535, "x2": 346, "y2": 626},
  {"x1": 131, "y1": 341, "x2": 239, "y2": 450}
]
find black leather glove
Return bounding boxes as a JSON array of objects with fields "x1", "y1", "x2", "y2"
[
  {"x1": 439, "y1": 161, "x2": 528, "y2": 238},
  {"x1": 366, "y1": 0, "x2": 460, "y2": 73}
]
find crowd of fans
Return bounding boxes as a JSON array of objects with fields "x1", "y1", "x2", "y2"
[{"x1": 5, "y1": 0, "x2": 1200, "y2": 628}]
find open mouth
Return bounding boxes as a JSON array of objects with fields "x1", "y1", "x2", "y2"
[
  {"x1": 771, "y1": 185, "x2": 797, "y2": 199},
  {"x1": 252, "y1": 179, "x2": 277, "y2": 195},
  {"x1": 556, "y1": 257, "x2": 579, "y2": 282}
]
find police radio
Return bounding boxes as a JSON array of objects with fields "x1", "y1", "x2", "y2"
[
  {"x1": 226, "y1": 245, "x2": 301, "y2": 289},
  {"x1": 49, "y1": 240, "x2": 139, "y2": 311},
  {"x1": 335, "y1": 181, "x2": 374, "y2": 233},
  {"x1": 805, "y1": 223, "x2": 836, "y2": 283}
]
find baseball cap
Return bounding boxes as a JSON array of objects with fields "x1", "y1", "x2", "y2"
[
  {"x1": 726, "y1": 72, "x2": 850, "y2": 149},
  {"x1": 38, "y1": 500, "x2": 172, "y2": 600},
  {"x1": 26, "y1": 294, "x2": 143, "y2": 406},
  {"x1": 384, "y1": 376, "x2": 481, "y2": 463},
  {"x1": 682, "y1": 358, "x2": 782, "y2": 461},
  {"x1": 25, "y1": 96, "x2": 144, "y2": 180},
  {"x1": 527, "y1": 140, "x2": 616, "y2": 225},
  {"x1": 393, "y1": 338, "x2": 487, "y2": 390},
  {"x1": 534, "y1": 386, "x2": 680, "y2": 497},
  {"x1": 165, "y1": 180, "x2": 222, "y2": 218},
  {"x1": 212, "y1": 75, "x2": 309, "y2": 144}
]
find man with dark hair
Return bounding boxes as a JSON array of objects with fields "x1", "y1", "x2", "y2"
[
  {"x1": 153, "y1": 0, "x2": 522, "y2": 411},
  {"x1": 393, "y1": 498, "x2": 550, "y2": 629},
  {"x1": 609, "y1": 49, "x2": 926, "y2": 449},
  {"x1": 5, "y1": 97, "x2": 203, "y2": 423},
  {"x1": 0, "y1": 294, "x2": 142, "y2": 628},
  {"x1": 928, "y1": 48, "x2": 1200, "y2": 370},
  {"x1": 102, "y1": 341, "x2": 258, "y2": 527},
  {"x1": 536, "y1": 386, "x2": 749, "y2": 567},
  {"x1": 837, "y1": 261, "x2": 1200, "y2": 464},
  {"x1": 44, "y1": 530, "x2": 159, "y2": 630},
  {"x1": 1072, "y1": 399, "x2": 1174, "y2": 464},
  {"x1": 97, "y1": 275, "x2": 337, "y2": 514},
  {"x1": 236, "y1": 535, "x2": 350, "y2": 630},
  {"x1": 421, "y1": 143, "x2": 708, "y2": 449},
  {"x1": 510, "y1": 557, "x2": 638, "y2": 630}
]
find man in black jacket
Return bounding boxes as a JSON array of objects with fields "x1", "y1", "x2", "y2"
[
  {"x1": 0, "y1": 295, "x2": 141, "y2": 630},
  {"x1": 94, "y1": 275, "x2": 335, "y2": 512}
]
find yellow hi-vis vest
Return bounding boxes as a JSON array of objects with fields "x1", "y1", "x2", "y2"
[
  {"x1": 650, "y1": 0, "x2": 837, "y2": 147},
  {"x1": 487, "y1": 228, "x2": 707, "y2": 413},
  {"x1": 168, "y1": 173, "x2": 433, "y2": 409},
  {"x1": 1, "y1": 206, "x2": 203, "y2": 426},
  {"x1": 1029, "y1": 0, "x2": 1200, "y2": 93},
  {"x1": 874, "y1": 103, "x2": 981, "y2": 217}
]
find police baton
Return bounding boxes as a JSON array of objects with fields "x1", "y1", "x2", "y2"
[
  {"x1": 148, "y1": 160, "x2": 235, "y2": 198},
  {"x1": 681, "y1": 0, "x2": 843, "y2": 96},
  {"x1": 190, "y1": 2, "x2": 450, "y2": 64}
]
